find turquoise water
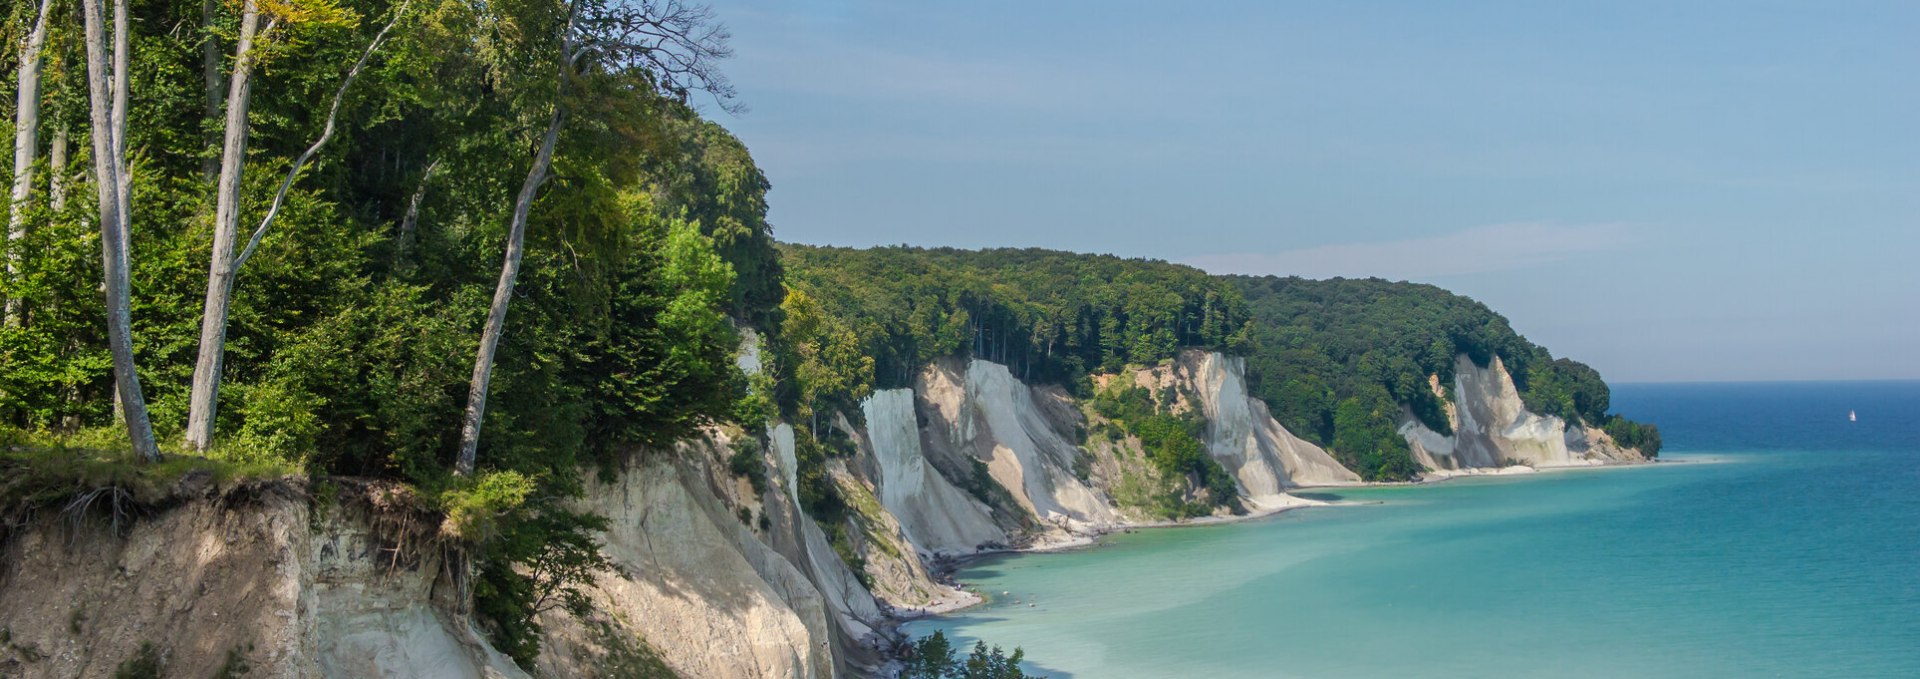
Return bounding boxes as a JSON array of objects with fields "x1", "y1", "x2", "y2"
[{"x1": 904, "y1": 381, "x2": 1920, "y2": 678}]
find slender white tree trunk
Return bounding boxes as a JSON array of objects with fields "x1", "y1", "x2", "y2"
[
  {"x1": 7, "y1": 0, "x2": 55, "y2": 326},
  {"x1": 48, "y1": 126, "x2": 68, "y2": 212},
  {"x1": 112, "y1": 0, "x2": 129, "y2": 235},
  {"x1": 455, "y1": 108, "x2": 565, "y2": 476},
  {"x1": 185, "y1": 0, "x2": 264, "y2": 451},
  {"x1": 81, "y1": 0, "x2": 160, "y2": 462},
  {"x1": 189, "y1": 1, "x2": 410, "y2": 450}
]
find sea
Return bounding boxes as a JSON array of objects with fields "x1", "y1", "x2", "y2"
[{"x1": 901, "y1": 381, "x2": 1920, "y2": 678}]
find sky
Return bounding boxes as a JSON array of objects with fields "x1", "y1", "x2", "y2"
[{"x1": 698, "y1": 0, "x2": 1920, "y2": 383}]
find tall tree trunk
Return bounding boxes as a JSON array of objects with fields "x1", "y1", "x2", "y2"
[
  {"x1": 191, "y1": 1, "x2": 410, "y2": 450},
  {"x1": 185, "y1": 1, "x2": 264, "y2": 451},
  {"x1": 7, "y1": 0, "x2": 54, "y2": 326},
  {"x1": 48, "y1": 126, "x2": 68, "y2": 212},
  {"x1": 110, "y1": 0, "x2": 130, "y2": 282},
  {"x1": 455, "y1": 108, "x2": 565, "y2": 476},
  {"x1": 80, "y1": 0, "x2": 160, "y2": 462}
]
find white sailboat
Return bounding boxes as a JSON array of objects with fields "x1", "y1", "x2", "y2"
[{"x1": 1849, "y1": 410, "x2": 1857, "y2": 422}]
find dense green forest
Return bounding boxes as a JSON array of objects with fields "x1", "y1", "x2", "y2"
[
  {"x1": 0, "y1": 0, "x2": 782, "y2": 662},
  {"x1": 779, "y1": 244, "x2": 1247, "y2": 398},
  {"x1": 780, "y1": 247, "x2": 1659, "y2": 482}
]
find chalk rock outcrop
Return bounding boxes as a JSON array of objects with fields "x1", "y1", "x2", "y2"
[
  {"x1": 536, "y1": 449, "x2": 836, "y2": 679},
  {"x1": 917, "y1": 360, "x2": 1121, "y2": 532},
  {"x1": 862, "y1": 388, "x2": 1007, "y2": 556},
  {"x1": 1398, "y1": 355, "x2": 1644, "y2": 471},
  {"x1": 1178, "y1": 351, "x2": 1361, "y2": 498}
]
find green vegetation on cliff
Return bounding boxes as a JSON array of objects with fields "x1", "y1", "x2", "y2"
[
  {"x1": 780, "y1": 245, "x2": 1248, "y2": 394},
  {"x1": 0, "y1": 0, "x2": 781, "y2": 662},
  {"x1": 1233, "y1": 275, "x2": 1660, "y2": 467},
  {"x1": 778, "y1": 248, "x2": 1660, "y2": 482},
  {"x1": 1089, "y1": 382, "x2": 1240, "y2": 517}
]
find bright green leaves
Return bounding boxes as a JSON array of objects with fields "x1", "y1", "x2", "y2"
[
  {"x1": 780, "y1": 287, "x2": 873, "y2": 436},
  {"x1": 439, "y1": 468, "x2": 535, "y2": 541}
]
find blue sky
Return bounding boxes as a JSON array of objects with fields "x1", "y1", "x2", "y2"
[{"x1": 700, "y1": 0, "x2": 1919, "y2": 382}]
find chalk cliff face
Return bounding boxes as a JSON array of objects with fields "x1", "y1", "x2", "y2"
[
  {"x1": 1177, "y1": 352, "x2": 1362, "y2": 496},
  {"x1": 0, "y1": 485, "x2": 527, "y2": 679},
  {"x1": 839, "y1": 350, "x2": 1367, "y2": 556},
  {"x1": 860, "y1": 388, "x2": 1007, "y2": 556},
  {"x1": 534, "y1": 442, "x2": 837, "y2": 679},
  {"x1": 917, "y1": 360, "x2": 1122, "y2": 532},
  {"x1": 1398, "y1": 355, "x2": 1644, "y2": 471}
]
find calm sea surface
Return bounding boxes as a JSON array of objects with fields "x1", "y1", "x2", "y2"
[{"x1": 903, "y1": 381, "x2": 1920, "y2": 678}]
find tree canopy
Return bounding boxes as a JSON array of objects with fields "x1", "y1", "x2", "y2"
[
  {"x1": 776, "y1": 248, "x2": 1659, "y2": 482},
  {"x1": 0, "y1": 0, "x2": 780, "y2": 661}
]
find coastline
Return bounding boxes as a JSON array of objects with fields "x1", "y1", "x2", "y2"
[
  {"x1": 868, "y1": 458, "x2": 1663, "y2": 672},
  {"x1": 894, "y1": 458, "x2": 1662, "y2": 622}
]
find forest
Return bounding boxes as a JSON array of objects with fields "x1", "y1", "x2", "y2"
[
  {"x1": 0, "y1": 0, "x2": 785, "y2": 662},
  {"x1": 780, "y1": 247, "x2": 1660, "y2": 482}
]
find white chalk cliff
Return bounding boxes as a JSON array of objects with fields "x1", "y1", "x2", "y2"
[
  {"x1": 1398, "y1": 354, "x2": 1644, "y2": 471},
  {"x1": 862, "y1": 388, "x2": 1007, "y2": 556},
  {"x1": 1179, "y1": 351, "x2": 1362, "y2": 499},
  {"x1": 917, "y1": 360, "x2": 1121, "y2": 532}
]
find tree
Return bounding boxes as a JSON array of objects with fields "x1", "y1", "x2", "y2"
[
  {"x1": 779, "y1": 288, "x2": 872, "y2": 439},
  {"x1": 78, "y1": 0, "x2": 159, "y2": 461},
  {"x1": 961, "y1": 640, "x2": 1029, "y2": 679},
  {"x1": 184, "y1": 0, "x2": 271, "y2": 451},
  {"x1": 185, "y1": 0, "x2": 397, "y2": 451},
  {"x1": 905, "y1": 632, "x2": 1035, "y2": 679},
  {"x1": 456, "y1": 0, "x2": 739, "y2": 475},
  {"x1": 6, "y1": 0, "x2": 55, "y2": 325},
  {"x1": 904, "y1": 631, "x2": 957, "y2": 679}
]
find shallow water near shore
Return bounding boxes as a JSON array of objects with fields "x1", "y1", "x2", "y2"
[{"x1": 903, "y1": 381, "x2": 1920, "y2": 678}]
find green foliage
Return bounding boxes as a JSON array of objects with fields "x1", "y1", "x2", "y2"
[
  {"x1": 789, "y1": 430, "x2": 870, "y2": 584},
  {"x1": 780, "y1": 288, "x2": 873, "y2": 437},
  {"x1": 962, "y1": 641, "x2": 1031, "y2": 679},
  {"x1": 1329, "y1": 386, "x2": 1424, "y2": 481},
  {"x1": 1232, "y1": 275, "x2": 1658, "y2": 478},
  {"x1": 1603, "y1": 415, "x2": 1663, "y2": 458},
  {"x1": 906, "y1": 632, "x2": 1039, "y2": 679},
  {"x1": 1091, "y1": 383, "x2": 1239, "y2": 516},
  {"x1": 471, "y1": 507, "x2": 614, "y2": 666},
  {"x1": 437, "y1": 470, "x2": 535, "y2": 541},
  {"x1": 779, "y1": 245, "x2": 1246, "y2": 399},
  {"x1": 0, "y1": 427, "x2": 302, "y2": 518},
  {"x1": 0, "y1": 1, "x2": 783, "y2": 670},
  {"x1": 904, "y1": 630, "x2": 958, "y2": 679},
  {"x1": 958, "y1": 457, "x2": 1019, "y2": 515},
  {"x1": 113, "y1": 641, "x2": 162, "y2": 679},
  {"x1": 727, "y1": 436, "x2": 770, "y2": 496}
]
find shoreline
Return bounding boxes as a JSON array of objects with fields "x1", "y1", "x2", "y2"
[
  {"x1": 868, "y1": 458, "x2": 1670, "y2": 672},
  {"x1": 889, "y1": 458, "x2": 1662, "y2": 624}
]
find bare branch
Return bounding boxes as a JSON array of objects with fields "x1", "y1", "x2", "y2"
[
  {"x1": 575, "y1": 0, "x2": 741, "y2": 113},
  {"x1": 232, "y1": 0, "x2": 414, "y2": 271}
]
